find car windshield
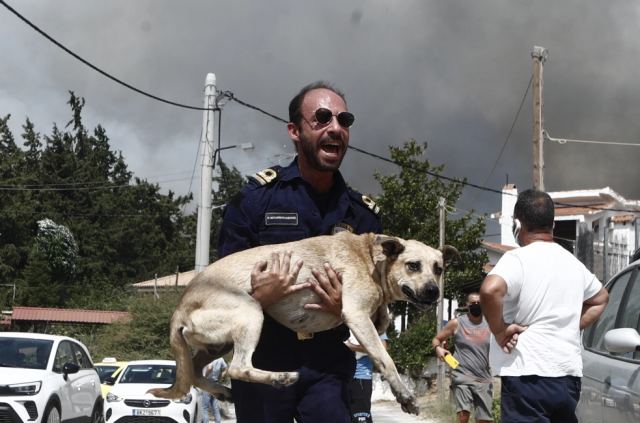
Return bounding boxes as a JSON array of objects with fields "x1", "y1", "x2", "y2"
[
  {"x1": 96, "y1": 365, "x2": 120, "y2": 382},
  {"x1": 0, "y1": 337, "x2": 53, "y2": 370},
  {"x1": 120, "y1": 364, "x2": 176, "y2": 384}
]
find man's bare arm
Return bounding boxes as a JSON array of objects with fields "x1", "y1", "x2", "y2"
[
  {"x1": 432, "y1": 319, "x2": 458, "y2": 359},
  {"x1": 480, "y1": 275, "x2": 527, "y2": 353},
  {"x1": 580, "y1": 287, "x2": 609, "y2": 330}
]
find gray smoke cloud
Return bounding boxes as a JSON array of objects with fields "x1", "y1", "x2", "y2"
[{"x1": 1, "y1": 0, "x2": 639, "y2": 234}]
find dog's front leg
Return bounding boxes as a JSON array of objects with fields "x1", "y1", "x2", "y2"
[{"x1": 343, "y1": 308, "x2": 419, "y2": 415}]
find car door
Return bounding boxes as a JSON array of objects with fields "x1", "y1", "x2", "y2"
[
  {"x1": 579, "y1": 265, "x2": 640, "y2": 422},
  {"x1": 70, "y1": 341, "x2": 99, "y2": 416},
  {"x1": 53, "y1": 340, "x2": 82, "y2": 421}
]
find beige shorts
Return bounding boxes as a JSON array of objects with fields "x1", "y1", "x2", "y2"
[{"x1": 451, "y1": 381, "x2": 493, "y2": 421}]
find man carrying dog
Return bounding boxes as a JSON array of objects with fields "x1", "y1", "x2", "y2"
[
  {"x1": 218, "y1": 81, "x2": 382, "y2": 422},
  {"x1": 480, "y1": 189, "x2": 609, "y2": 423}
]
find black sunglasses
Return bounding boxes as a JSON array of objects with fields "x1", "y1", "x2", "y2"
[{"x1": 312, "y1": 107, "x2": 355, "y2": 128}]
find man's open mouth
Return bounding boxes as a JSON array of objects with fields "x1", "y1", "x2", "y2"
[{"x1": 320, "y1": 142, "x2": 341, "y2": 156}]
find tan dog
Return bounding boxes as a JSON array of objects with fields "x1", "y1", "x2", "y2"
[{"x1": 148, "y1": 231, "x2": 459, "y2": 414}]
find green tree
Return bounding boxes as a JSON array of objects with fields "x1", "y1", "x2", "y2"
[
  {"x1": 374, "y1": 140, "x2": 487, "y2": 374},
  {"x1": 92, "y1": 291, "x2": 182, "y2": 360},
  {"x1": 0, "y1": 93, "x2": 196, "y2": 309}
]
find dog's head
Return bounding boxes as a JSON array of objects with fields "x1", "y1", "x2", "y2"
[{"x1": 373, "y1": 235, "x2": 461, "y2": 308}]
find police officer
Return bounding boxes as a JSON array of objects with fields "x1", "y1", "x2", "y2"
[{"x1": 218, "y1": 81, "x2": 382, "y2": 423}]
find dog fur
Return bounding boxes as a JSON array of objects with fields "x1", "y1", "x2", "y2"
[{"x1": 148, "y1": 231, "x2": 459, "y2": 415}]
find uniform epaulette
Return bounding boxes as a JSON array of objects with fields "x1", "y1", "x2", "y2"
[
  {"x1": 347, "y1": 188, "x2": 381, "y2": 215},
  {"x1": 360, "y1": 194, "x2": 381, "y2": 215},
  {"x1": 250, "y1": 166, "x2": 280, "y2": 186}
]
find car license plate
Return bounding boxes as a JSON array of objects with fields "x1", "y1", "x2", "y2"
[{"x1": 132, "y1": 409, "x2": 160, "y2": 416}]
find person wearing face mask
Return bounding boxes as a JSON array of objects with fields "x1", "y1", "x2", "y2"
[{"x1": 432, "y1": 293, "x2": 493, "y2": 423}]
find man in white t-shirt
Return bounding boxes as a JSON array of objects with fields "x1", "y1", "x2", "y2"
[{"x1": 480, "y1": 189, "x2": 608, "y2": 423}]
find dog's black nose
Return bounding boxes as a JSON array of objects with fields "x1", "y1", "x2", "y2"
[{"x1": 418, "y1": 283, "x2": 439, "y2": 304}]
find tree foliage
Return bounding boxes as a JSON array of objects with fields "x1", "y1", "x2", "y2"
[
  {"x1": 0, "y1": 93, "x2": 196, "y2": 309},
  {"x1": 92, "y1": 292, "x2": 182, "y2": 360},
  {"x1": 373, "y1": 140, "x2": 487, "y2": 373}
]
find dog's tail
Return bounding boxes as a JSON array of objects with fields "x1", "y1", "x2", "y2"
[{"x1": 147, "y1": 309, "x2": 194, "y2": 399}]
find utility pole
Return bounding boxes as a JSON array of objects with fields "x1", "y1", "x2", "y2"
[
  {"x1": 532, "y1": 46, "x2": 548, "y2": 191},
  {"x1": 437, "y1": 196, "x2": 446, "y2": 403},
  {"x1": 195, "y1": 73, "x2": 218, "y2": 274}
]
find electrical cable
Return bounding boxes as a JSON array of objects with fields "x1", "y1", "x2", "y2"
[
  {"x1": 226, "y1": 96, "x2": 639, "y2": 214},
  {"x1": 1, "y1": 1, "x2": 635, "y2": 214},
  {"x1": 483, "y1": 73, "x2": 533, "y2": 185},
  {"x1": 545, "y1": 130, "x2": 640, "y2": 147},
  {"x1": 0, "y1": 0, "x2": 213, "y2": 111}
]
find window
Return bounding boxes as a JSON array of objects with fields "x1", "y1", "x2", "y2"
[
  {"x1": 618, "y1": 269, "x2": 640, "y2": 360},
  {"x1": 53, "y1": 341, "x2": 75, "y2": 373},
  {"x1": 70, "y1": 342, "x2": 92, "y2": 369},
  {"x1": 585, "y1": 270, "x2": 632, "y2": 352}
]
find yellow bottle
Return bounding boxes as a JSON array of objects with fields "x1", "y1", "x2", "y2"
[{"x1": 444, "y1": 353, "x2": 459, "y2": 369}]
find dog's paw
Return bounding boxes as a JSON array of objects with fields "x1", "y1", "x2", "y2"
[
  {"x1": 270, "y1": 371, "x2": 299, "y2": 388},
  {"x1": 399, "y1": 395, "x2": 419, "y2": 415}
]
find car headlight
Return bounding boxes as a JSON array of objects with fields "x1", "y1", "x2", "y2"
[
  {"x1": 173, "y1": 393, "x2": 192, "y2": 404},
  {"x1": 8, "y1": 381, "x2": 42, "y2": 395},
  {"x1": 106, "y1": 392, "x2": 123, "y2": 403}
]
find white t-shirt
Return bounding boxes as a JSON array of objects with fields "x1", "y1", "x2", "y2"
[{"x1": 487, "y1": 241, "x2": 602, "y2": 377}]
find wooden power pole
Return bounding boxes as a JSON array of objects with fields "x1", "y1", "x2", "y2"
[
  {"x1": 437, "y1": 197, "x2": 446, "y2": 403},
  {"x1": 532, "y1": 46, "x2": 548, "y2": 191}
]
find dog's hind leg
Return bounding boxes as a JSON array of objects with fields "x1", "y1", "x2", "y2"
[
  {"x1": 192, "y1": 346, "x2": 233, "y2": 402},
  {"x1": 226, "y1": 301, "x2": 299, "y2": 388}
]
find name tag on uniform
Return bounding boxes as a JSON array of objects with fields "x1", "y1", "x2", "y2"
[{"x1": 265, "y1": 212, "x2": 299, "y2": 226}]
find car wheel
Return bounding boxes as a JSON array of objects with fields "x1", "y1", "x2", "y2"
[
  {"x1": 43, "y1": 403, "x2": 61, "y2": 423},
  {"x1": 91, "y1": 401, "x2": 104, "y2": 423}
]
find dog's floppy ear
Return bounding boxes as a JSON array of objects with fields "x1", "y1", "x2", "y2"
[
  {"x1": 440, "y1": 245, "x2": 461, "y2": 268},
  {"x1": 374, "y1": 235, "x2": 405, "y2": 261}
]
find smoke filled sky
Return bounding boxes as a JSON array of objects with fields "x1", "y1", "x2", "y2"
[{"x1": 2, "y1": 1, "x2": 639, "y2": 238}]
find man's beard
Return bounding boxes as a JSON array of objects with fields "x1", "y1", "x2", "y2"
[{"x1": 299, "y1": 133, "x2": 346, "y2": 172}]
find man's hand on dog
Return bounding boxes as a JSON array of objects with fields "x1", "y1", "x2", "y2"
[
  {"x1": 304, "y1": 263, "x2": 343, "y2": 318},
  {"x1": 250, "y1": 251, "x2": 307, "y2": 309}
]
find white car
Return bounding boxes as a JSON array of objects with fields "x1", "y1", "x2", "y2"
[
  {"x1": 0, "y1": 332, "x2": 103, "y2": 423},
  {"x1": 104, "y1": 360, "x2": 201, "y2": 423}
]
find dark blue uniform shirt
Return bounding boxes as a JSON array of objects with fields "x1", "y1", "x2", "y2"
[{"x1": 217, "y1": 159, "x2": 382, "y2": 378}]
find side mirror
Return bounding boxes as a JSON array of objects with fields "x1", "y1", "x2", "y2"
[
  {"x1": 604, "y1": 328, "x2": 640, "y2": 354},
  {"x1": 62, "y1": 362, "x2": 80, "y2": 380},
  {"x1": 105, "y1": 376, "x2": 116, "y2": 386}
]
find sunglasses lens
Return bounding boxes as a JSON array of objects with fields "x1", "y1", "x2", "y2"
[
  {"x1": 337, "y1": 112, "x2": 355, "y2": 128},
  {"x1": 315, "y1": 108, "x2": 333, "y2": 125},
  {"x1": 313, "y1": 108, "x2": 355, "y2": 128}
]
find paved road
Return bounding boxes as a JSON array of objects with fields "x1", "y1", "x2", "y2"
[{"x1": 217, "y1": 400, "x2": 439, "y2": 422}]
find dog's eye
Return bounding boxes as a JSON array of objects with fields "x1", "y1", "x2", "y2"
[
  {"x1": 406, "y1": 261, "x2": 421, "y2": 272},
  {"x1": 433, "y1": 265, "x2": 443, "y2": 276}
]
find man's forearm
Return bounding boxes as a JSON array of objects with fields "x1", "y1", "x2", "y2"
[
  {"x1": 480, "y1": 275, "x2": 508, "y2": 336},
  {"x1": 580, "y1": 288, "x2": 609, "y2": 329}
]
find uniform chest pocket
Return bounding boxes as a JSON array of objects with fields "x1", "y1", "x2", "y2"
[{"x1": 258, "y1": 228, "x2": 307, "y2": 246}]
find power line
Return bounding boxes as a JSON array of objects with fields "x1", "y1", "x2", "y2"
[
  {"x1": 483, "y1": 73, "x2": 533, "y2": 185},
  {"x1": 0, "y1": 176, "x2": 194, "y2": 191},
  {"x1": 0, "y1": 0, "x2": 212, "y2": 111},
  {"x1": 2, "y1": 1, "x2": 636, "y2": 214},
  {"x1": 225, "y1": 97, "x2": 639, "y2": 214},
  {"x1": 545, "y1": 130, "x2": 640, "y2": 147}
]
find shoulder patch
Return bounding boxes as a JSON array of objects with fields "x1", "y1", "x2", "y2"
[
  {"x1": 361, "y1": 195, "x2": 381, "y2": 215},
  {"x1": 251, "y1": 167, "x2": 279, "y2": 186}
]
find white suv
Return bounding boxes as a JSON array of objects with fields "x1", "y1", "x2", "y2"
[{"x1": 0, "y1": 332, "x2": 103, "y2": 423}]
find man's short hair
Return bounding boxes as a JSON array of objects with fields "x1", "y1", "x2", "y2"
[
  {"x1": 513, "y1": 189, "x2": 555, "y2": 231},
  {"x1": 288, "y1": 81, "x2": 346, "y2": 126}
]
